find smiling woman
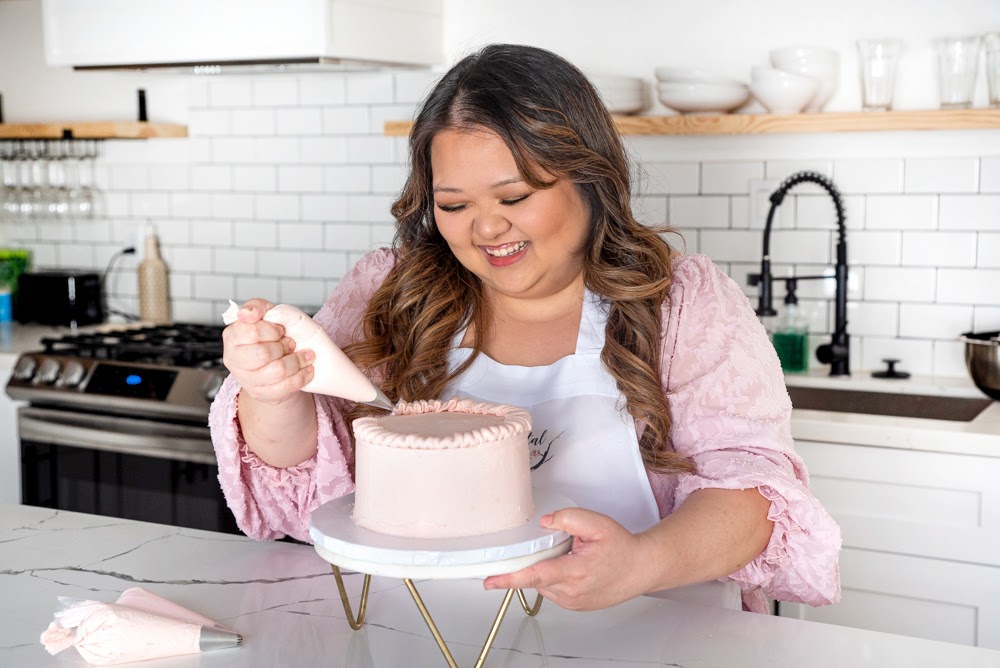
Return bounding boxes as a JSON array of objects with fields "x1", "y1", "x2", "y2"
[{"x1": 209, "y1": 43, "x2": 842, "y2": 616}]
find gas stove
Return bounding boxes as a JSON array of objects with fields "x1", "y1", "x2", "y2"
[{"x1": 6, "y1": 323, "x2": 229, "y2": 422}]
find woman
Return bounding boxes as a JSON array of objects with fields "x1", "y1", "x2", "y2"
[{"x1": 210, "y1": 44, "x2": 841, "y2": 614}]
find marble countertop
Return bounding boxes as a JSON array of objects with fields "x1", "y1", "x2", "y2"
[
  {"x1": 3, "y1": 503, "x2": 999, "y2": 668},
  {"x1": 785, "y1": 370, "x2": 1000, "y2": 457}
]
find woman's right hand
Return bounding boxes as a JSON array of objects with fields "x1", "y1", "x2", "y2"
[{"x1": 222, "y1": 298, "x2": 315, "y2": 406}]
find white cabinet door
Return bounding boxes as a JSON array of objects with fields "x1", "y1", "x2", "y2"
[
  {"x1": 780, "y1": 548, "x2": 1000, "y2": 650},
  {"x1": 0, "y1": 354, "x2": 22, "y2": 504}
]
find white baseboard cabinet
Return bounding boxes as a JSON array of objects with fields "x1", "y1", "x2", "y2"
[{"x1": 782, "y1": 439, "x2": 1000, "y2": 650}]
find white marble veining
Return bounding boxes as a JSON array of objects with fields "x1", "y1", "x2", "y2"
[
  {"x1": 2, "y1": 504, "x2": 1000, "y2": 667},
  {"x1": 786, "y1": 370, "x2": 1000, "y2": 457}
]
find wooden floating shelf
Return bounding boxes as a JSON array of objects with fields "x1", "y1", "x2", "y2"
[
  {"x1": 0, "y1": 121, "x2": 188, "y2": 140},
  {"x1": 385, "y1": 108, "x2": 1000, "y2": 137}
]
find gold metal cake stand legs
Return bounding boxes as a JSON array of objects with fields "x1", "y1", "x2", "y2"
[{"x1": 330, "y1": 565, "x2": 544, "y2": 668}]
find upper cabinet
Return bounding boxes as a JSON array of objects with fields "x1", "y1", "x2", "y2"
[{"x1": 41, "y1": 0, "x2": 443, "y2": 71}]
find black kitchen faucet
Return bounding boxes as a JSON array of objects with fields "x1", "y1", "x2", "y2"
[{"x1": 748, "y1": 171, "x2": 850, "y2": 376}]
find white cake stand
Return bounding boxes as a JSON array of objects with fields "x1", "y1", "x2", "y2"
[{"x1": 309, "y1": 490, "x2": 574, "y2": 668}]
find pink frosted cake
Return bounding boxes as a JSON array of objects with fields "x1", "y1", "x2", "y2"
[{"x1": 351, "y1": 399, "x2": 534, "y2": 539}]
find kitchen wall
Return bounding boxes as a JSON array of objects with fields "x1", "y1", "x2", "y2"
[{"x1": 1, "y1": 0, "x2": 999, "y2": 377}]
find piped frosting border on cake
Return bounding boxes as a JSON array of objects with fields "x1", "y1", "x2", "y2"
[{"x1": 352, "y1": 398, "x2": 531, "y2": 450}]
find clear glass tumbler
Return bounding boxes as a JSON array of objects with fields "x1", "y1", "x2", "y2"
[
  {"x1": 857, "y1": 39, "x2": 902, "y2": 111},
  {"x1": 986, "y1": 32, "x2": 1000, "y2": 108},
  {"x1": 935, "y1": 35, "x2": 981, "y2": 109}
]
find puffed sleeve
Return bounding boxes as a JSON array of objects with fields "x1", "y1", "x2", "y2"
[
  {"x1": 656, "y1": 254, "x2": 842, "y2": 608},
  {"x1": 208, "y1": 248, "x2": 396, "y2": 542}
]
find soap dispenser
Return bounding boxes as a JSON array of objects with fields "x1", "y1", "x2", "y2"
[
  {"x1": 138, "y1": 224, "x2": 171, "y2": 324},
  {"x1": 770, "y1": 278, "x2": 809, "y2": 373}
]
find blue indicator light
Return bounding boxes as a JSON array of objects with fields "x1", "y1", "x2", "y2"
[{"x1": 125, "y1": 374, "x2": 142, "y2": 386}]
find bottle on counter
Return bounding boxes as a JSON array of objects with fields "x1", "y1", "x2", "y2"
[
  {"x1": 138, "y1": 225, "x2": 171, "y2": 325},
  {"x1": 770, "y1": 278, "x2": 809, "y2": 373}
]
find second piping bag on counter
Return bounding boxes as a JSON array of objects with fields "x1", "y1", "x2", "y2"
[{"x1": 222, "y1": 300, "x2": 394, "y2": 411}]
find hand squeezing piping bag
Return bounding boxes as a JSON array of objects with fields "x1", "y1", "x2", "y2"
[{"x1": 222, "y1": 300, "x2": 394, "y2": 411}]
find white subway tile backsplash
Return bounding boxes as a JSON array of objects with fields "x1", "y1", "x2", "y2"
[
  {"x1": 938, "y1": 195, "x2": 1000, "y2": 230},
  {"x1": 57, "y1": 244, "x2": 94, "y2": 267},
  {"x1": 978, "y1": 233, "x2": 1000, "y2": 267},
  {"x1": 327, "y1": 165, "x2": 372, "y2": 193},
  {"x1": 212, "y1": 138, "x2": 256, "y2": 163},
  {"x1": 171, "y1": 193, "x2": 213, "y2": 218},
  {"x1": 256, "y1": 250, "x2": 303, "y2": 277},
  {"x1": 796, "y1": 194, "x2": 863, "y2": 230},
  {"x1": 981, "y1": 157, "x2": 1000, "y2": 193},
  {"x1": 370, "y1": 165, "x2": 405, "y2": 195},
  {"x1": 37, "y1": 221, "x2": 74, "y2": 243},
  {"x1": 369, "y1": 105, "x2": 419, "y2": 135},
  {"x1": 74, "y1": 220, "x2": 112, "y2": 244},
  {"x1": 168, "y1": 247, "x2": 212, "y2": 273},
  {"x1": 302, "y1": 194, "x2": 348, "y2": 222},
  {"x1": 846, "y1": 301, "x2": 898, "y2": 337},
  {"x1": 252, "y1": 137, "x2": 300, "y2": 164},
  {"x1": 211, "y1": 193, "x2": 255, "y2": 219},
  {"x1": 937, "y1": 268, "x2": 1000, "y2": 305},
  {"x1": 190, "y1": 165, "x2": 232, "y2": 191},
  {"x1": 189, "y1": 137, "x2": 212, "y2": 163},
  {"x1": 299, "y1": 76, "x2": 346, "y2": 106},
  {"x1": 168, "y1": 273, "x2": 192, "y2": 300},
  {"x1": 899, "y1": 303, "x2": 973, "y2": 339},
  {"x1": 864, "y1": 266, "x2": 936, "y2": 302},
  {"x1": 172, "y1": 300, "x2": 216, "y2": 323},
  {"x1": 301, "y1": 137, "x2": 348, "y2": 164},
  {"x1": 901, "y1": 231, "x2": 976, "y2": 267},
  {"x1": 276, "y1": 222, "x2": 323, "y2": 250},
  {"x1": 638, "y1": 162, "x2": 699, "y2": 195},
  {"x1": 213, "y1": 248, "x2": 256, "y2": 274},
  {"x1": 932, "y1": 339, "x2": 967, "y2": 377},
  {"x1": 252, "y1": 77, "x2": 299, "y2": 106},
  {"x1": 904, "y1": 158, "x2": 979, "y2": 193},
  {"x1": 278, "y1": 166, "x2": 324, "y2": 193},
  {"x1": 277, "y1": 108, "x2": 323, "y2": 135},
  {"x1": 633, "y1": 196, "x2": 667, "y2": 226},
  {"x1": 195, "y1": 273, "x2": 236, "y2": 301},
  {"x1": 111, "y1": 165, "x2": 149, "y2": 190},
  {"x1": 668, "y1": 196, "x2": 728, "y2": 228},
  {"x1": 302, "y1": 252, "x2": 349, "y2": 280},
  {"x1": 372, "y1": 224, "x2": 395, "y2": 248},
  {"x1": 148, "y1": 166, "x2": 190, "y2": 191},
  {"x1": 394, "y1": 71, "x2": 440, "y2": 104},
  {"x1": 131, "y1": 193, "x2": 170, "y2": 217},
  {"x1": 346, "y1": 73, "x2": 395, "y2": 104},
  {"x1": 233, "y1": 166, "x2": 277, "y2": 192},
  {"x1": 324, "y1": 223, "x2": 374, "y2": 251},
  {"x1": 701, "y1": 161, "x2": 763, "y2": 194},
  {"x1": 190, "y1": 219, "x2": 233, "y2": 247},
  {"x1": 348, "y1": 194, "x2": 395, "y2": 223},
  {"x1": 255, "y1": 194, "x2": 300, "y2": 221},
  {"x1": 973, "y1": 306, "x2": 1000, "y2": 331},
  {"x1": 209, "y1": 78, "x2": 253, "y2": 107},
  {"x1": 280, "y1": 278, "x2": 327, "y2": 308},
  {"x1": 833, "y1": 158, "x2": 904, "y2": 194},
  {"x1": 187, "y1": 109, "x2": 231, "y2": 137},
  {"x1": 26, "y1": 243, "x2": 57, "y2": 267},
  {"x1": 765, "y1": 160, "x2": 833, "y2": 194},
  {"x1": 188, "y1": 80, "x2": 209, "y2": 108},
  {"x1": 700, "y1": 230, "x2": 760, "y2": 262},
  {"x1": 841, "y1": 231, "x2": 901, "y2": 266},
  {"x1": 322, "y1": 107, "x2": 370, "y2": 134},
  {"x1": 865, "y1": 195, "x2": 937, "y2": 230},
  {"x1": 231, "y1": 109, "x2": 276, "y2": 136},
  {"x1": 347, "y1": 136, "x2": 395, "y2": 164},
  {"x1": 770, "y1": 230, "x2": 832, "y2": 265},
  {"x1": 154, "y1": 218, "x2": 190, "y2": 245},
  {"x1": 236, "y1": 276, "x2": 279, "y2": 300},
  {"x1": 232, "y1": 221, "x2": 276, "y2": 248}
]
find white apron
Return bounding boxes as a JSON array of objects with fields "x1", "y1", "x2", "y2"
[{"x1": 444, "y1": 289, "x2": 742, "y2": 610}]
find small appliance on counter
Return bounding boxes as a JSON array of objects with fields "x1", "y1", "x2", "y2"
[{"x1": 16, "y1": 270, "x2": 103, "y2": 327}]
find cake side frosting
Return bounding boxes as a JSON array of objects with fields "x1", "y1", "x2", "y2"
[{"x1": 351, "y1": 398, "x2": 534, "y2": 539}]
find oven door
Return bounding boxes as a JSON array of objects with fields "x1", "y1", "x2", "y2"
[{"x1": 18, "y1": 405, "x2": 240, "y2": 534}]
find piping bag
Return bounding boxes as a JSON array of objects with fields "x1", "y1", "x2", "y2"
[
  {"x1": 41, "y1": 587, "x2": 242, "y2": 665},
  {"x1": 222, "y1": 300, "x2": 394, "y2": 411}
]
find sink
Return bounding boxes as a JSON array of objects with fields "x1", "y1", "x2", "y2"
[{"x1": 786, "y1": 386, "x2": 994, "y2": 422}]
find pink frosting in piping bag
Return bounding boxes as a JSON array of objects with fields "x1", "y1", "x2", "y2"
[{"x1": 222, "y1": 300, "x2": 393, "y2": 410}]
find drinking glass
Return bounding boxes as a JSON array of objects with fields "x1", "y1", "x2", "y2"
[
  {"x1": 857, "y1": 39, "x2": 901, "y2": 111},
  {"x1": 935, "y1": 35, "x2": 981, "y2": 109},
  {"x1": 986, "y1": 32, "x2": 1000, "y2": 108}
]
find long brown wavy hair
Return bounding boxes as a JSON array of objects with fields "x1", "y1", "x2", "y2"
[{"x1": 344, "y1": 44, "x2": 694, "y2": 475}]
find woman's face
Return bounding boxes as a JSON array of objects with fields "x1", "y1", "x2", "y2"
[{"x1": 430, "y1": 127, "x2": 590, "y2": 303}]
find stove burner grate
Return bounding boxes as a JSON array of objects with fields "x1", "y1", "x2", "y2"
[{"x1": 40, "y1": 324, "x2": 225, "y2": 369}]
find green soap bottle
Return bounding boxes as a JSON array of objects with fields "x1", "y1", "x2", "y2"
[{"x1": 771, "y1": 283, "x2": 810, "y2": 374}]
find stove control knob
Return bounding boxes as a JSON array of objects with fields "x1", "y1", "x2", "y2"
[
  {"x1": 12, "y1": 356, "x2": 37, "y2": 381},
  {"x1": 36, "y1": 358, "x2": 62, "y2": 385},
  {"x1": 58, "y1": 361, "x2": 87, "y2": 388},
  {"x1": 203, "y1": 375, "x2": 225, "y2": 401}
]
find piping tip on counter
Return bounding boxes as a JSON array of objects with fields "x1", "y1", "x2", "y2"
[{"x1": 198, "y1": 626, "x2": 243, "y2": 651}]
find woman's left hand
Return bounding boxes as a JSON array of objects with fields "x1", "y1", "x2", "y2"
[{"x1": 482, "y1": 508, "x2": 653, "y2": 611}]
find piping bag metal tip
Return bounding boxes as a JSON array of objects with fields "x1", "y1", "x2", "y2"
[
  {"x1": 199, "y1": 626, "x2": 243, "y2": 651},
  {"x1": 361, "y1": 386, "x2": 395, "y2": 412}
]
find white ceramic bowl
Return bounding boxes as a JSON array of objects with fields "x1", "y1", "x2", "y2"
[
  {"x1": 654, "y1": 66, "x2": 742, "y2": 85},
  {"x1": 769, "y1": 46, "x2": 840, "y2": 111},
  {"x1": 656, "y1": 81, "x2": 750, "y2": 114},
  {"x1": 749, "y1": 69, "x2": 820, "y2": 114}
]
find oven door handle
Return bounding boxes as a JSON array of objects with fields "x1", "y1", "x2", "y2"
[{"x1": 18, "y1": 407, "x2": 216, "y2": 465}]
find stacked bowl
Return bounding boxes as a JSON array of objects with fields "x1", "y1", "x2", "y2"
[
  {"x1": 750, "y1": 66, "x2": 821, "y2": 114},
  {"x1": 653, "y1": 67, "x2": 750, "y2": 114},
  {"x1": 769, "y1": 46, "x2": 840, "y2": 112},
  {"x1": 587, "y1": 74, "x2": 649, "y2": 115}
]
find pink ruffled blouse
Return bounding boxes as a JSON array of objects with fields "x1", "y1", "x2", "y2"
[{"x1": 208, "y1": 249, "x2": 842, "y2": 613}]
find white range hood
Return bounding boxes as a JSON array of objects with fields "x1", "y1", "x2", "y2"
[{"x1": 41, "y1": 0, "x2": 443, "y2": 72}]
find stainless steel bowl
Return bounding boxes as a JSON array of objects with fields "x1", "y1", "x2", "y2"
[{"x1": 961, "y1": 331, "x2": 1000, "y2": 401}]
